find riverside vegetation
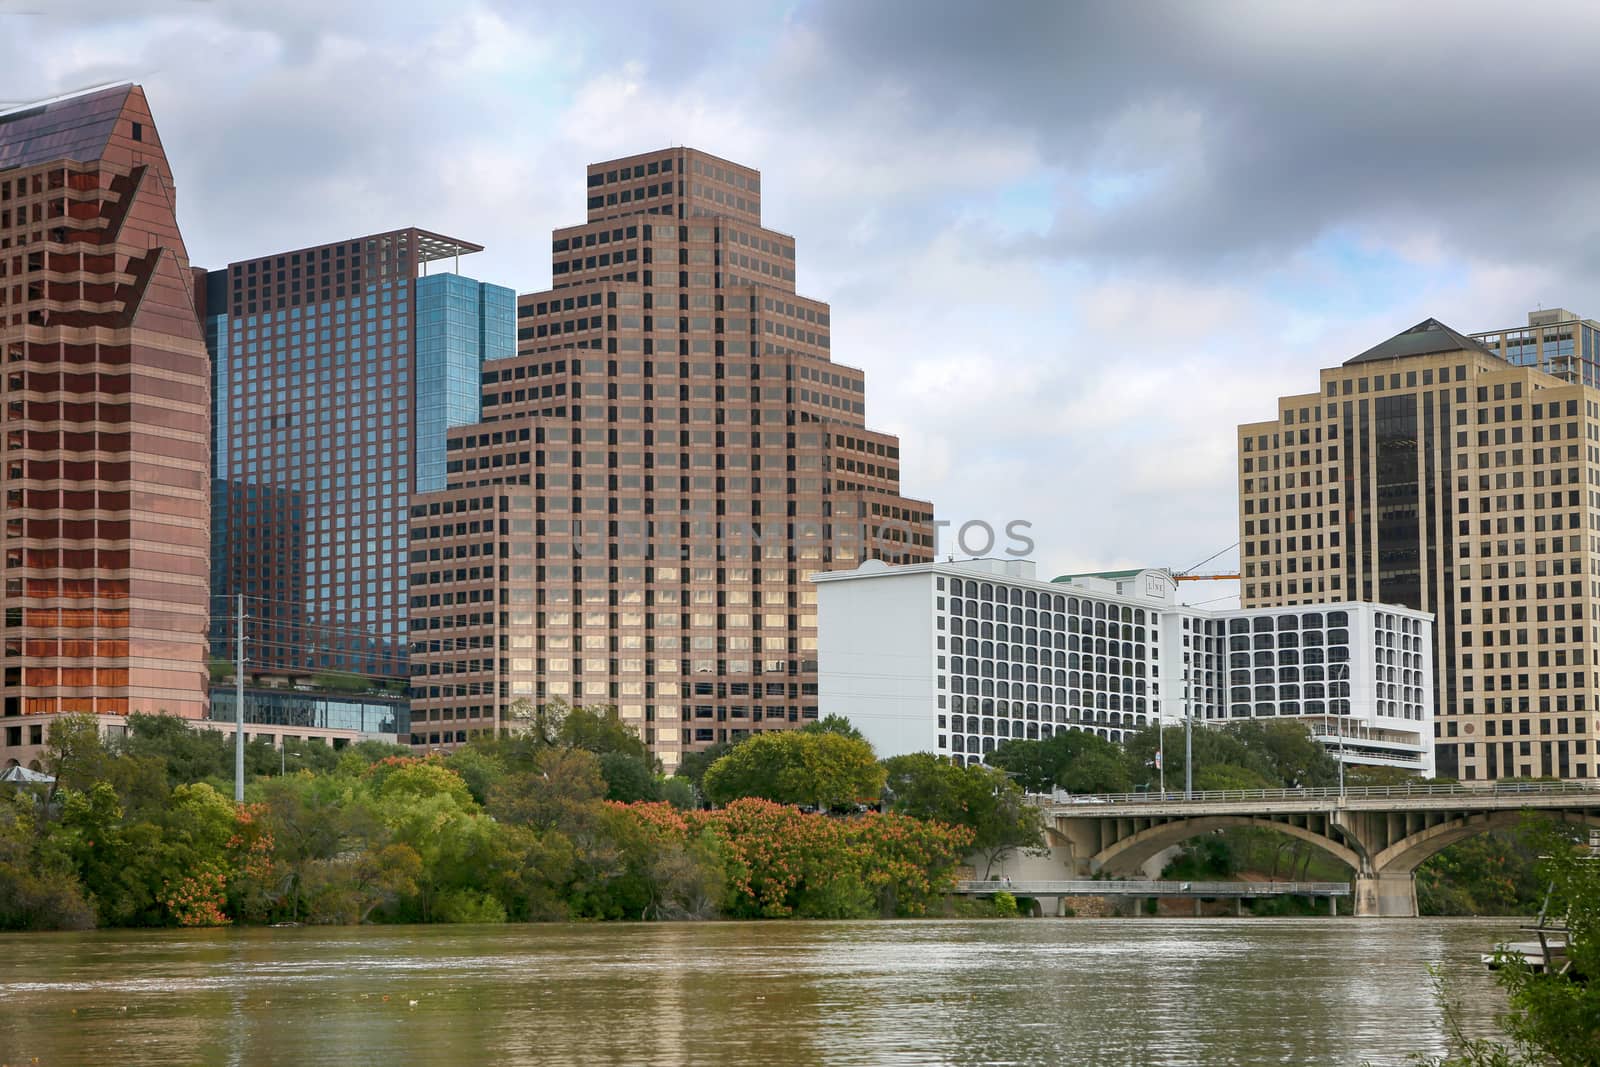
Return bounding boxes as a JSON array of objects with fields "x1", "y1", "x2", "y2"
[
  {"x1": 1412, "y1": 819, "x2": 1599, "y2": 1067},
  {"x1": 0, "y1": 708, "x2": 997, "y2": 929},
  {"x1": 0, "y1": 707, "x2": 1554, "y2": 930}
]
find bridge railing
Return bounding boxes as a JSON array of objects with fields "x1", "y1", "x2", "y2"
[
  {"x1": 1027, "y1": 780, "x2": 1600, "y2": 807},
  {"x1": 953, "y1": 879, "x2": 1350, "y2": 897}
]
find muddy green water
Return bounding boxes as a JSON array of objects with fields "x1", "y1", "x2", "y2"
[{"x1": 0, "y1": 918, "x2": 1520, "y2": 1066}]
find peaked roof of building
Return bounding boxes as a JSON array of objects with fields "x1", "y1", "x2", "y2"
[
  {"x1": 0, "y1": 83, "x2": 133, "y2": 172},
  {"x1": 1344, "y1": 317, "x2": 1496, "y2": 366}
]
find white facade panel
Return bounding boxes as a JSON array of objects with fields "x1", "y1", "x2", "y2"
[{"x1": 814, "y1": 561, "x2": 938, "y2": 759}]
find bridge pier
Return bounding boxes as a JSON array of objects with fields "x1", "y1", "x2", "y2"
[{"x1": 1352, "y1": 871, "x2": 1417, "y2": 917}]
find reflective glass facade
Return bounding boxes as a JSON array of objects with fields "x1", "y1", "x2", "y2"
[
  {"x1": 203, "y1": 230, "x2": 509, "y2": 684},
  {"x1": 209, "y1": 686, "x2": 409, "y2": 737},
  {"x1": 415, "y1": 273, "x2": 514, "y2": 493}
]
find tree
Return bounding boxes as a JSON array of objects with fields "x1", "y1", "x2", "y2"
[
  {"x1": 1059, "y1": 745, "x2": 1131, "y2": 794},
  {"x1": 0, "y1": 792, "x2": 93, "y2": 930},
  {"x1": 1417, "y1": 832, "x2": 1547, "y2": 917},
  {"x1": 883, "y1": 753, "x2": 971, "y2": 825},
  {"x1": 598, "y1": 751, "x2": 660, "y2": 803},
  {"x1": 1229, "y1": 721, "x2": 1339, "y2": 788},
  {"x1": 1487, "y1": 820, "x2": 1600, "y2": 1064},
  {"x1": 880, "y1": 754, "x2": 1045, "y2": 878},
  {"x1": 1121, "y1": 720, "x2": 1334, "y2": 793},
  {"x1": 701, "y1": 731, "x2": 884, "y2": 810},
  {"x1": 43, "y1": 715, "x2": 115, "y2": 802},
  {"x1": 116, "y1": 713, "x2": 230, "y2": 787},
  {"x1": 674, "y1": 742, "x2": 735, "y2": 792},
  {"x1": 1417, "y1": 818, "x2": 1600, "y2": 1066},
  {"x1": 989, "y1": 730, "x2": 1129, "y2": 794},
  {"x1": 487, "y1": 747, "x2": 607, "y2": 834},
  {"x1": 659, "y1": 777, "x2": 696, "y2": 810},
  {"x1": 443, "y1": 746, "x2": 507, "y2": 806},
  {"x1": 557, "y1": 704, "x2": 651, "y2": 763},
  {"x1": 506, "y1": 697, "x2": 569, "y2": 746},
  {"x1": 802, "y1": 714, "x2": 865, "y2": 742}
]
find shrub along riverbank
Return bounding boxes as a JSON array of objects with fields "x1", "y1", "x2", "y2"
[{"x1": 0, "y1": 710, "x2": 979, "y2": 929}]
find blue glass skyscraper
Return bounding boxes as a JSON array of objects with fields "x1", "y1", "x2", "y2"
[
  {"x1": 415, "y1": 272, "x2": 515, "y2": 493},
  {"x1": 201, "y1": 229, "x2": 512, "y2": 682}
]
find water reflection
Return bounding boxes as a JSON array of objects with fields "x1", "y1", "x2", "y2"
[{"x1": 0, "y1": 918, "x2": 1515, "y2": 1066}]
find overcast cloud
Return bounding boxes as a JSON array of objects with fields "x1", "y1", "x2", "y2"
[{"x1": 5, "y1": 0, "x2": 1595, "y2": 603}]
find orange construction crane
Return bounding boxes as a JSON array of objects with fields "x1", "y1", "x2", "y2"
[{"x1": 1172, "y1": 571, "x2": 1240, "y2": 582}]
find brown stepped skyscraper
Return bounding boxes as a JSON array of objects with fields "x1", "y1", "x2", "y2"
[
  {"x1": 0, "y1": 85, "x2": 209, "y2": 769},
  {"x1": 408, "y1": 148, "x2": 934, "y2": 767}
]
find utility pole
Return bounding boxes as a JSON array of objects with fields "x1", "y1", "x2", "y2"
[
  {"x1": 234, "y1": 594, "x2": 245, "y2": 803},
  {"x1": 1183, "y1": 665, "x2": 1193, "y2": 800},
  {"x1": 1157, "y1": 699, "x2": 1166, "y2": 795}
]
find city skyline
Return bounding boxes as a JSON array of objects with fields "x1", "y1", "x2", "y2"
[{"x1": 16, "y1": 2, "x2": 1600, "y2": 591}]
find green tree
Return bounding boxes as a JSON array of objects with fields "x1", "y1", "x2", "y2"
[
  {"x1": 116, "y1": 713, "x2": 230, "y2": 786},
  {"x1": 1417, "y1": 818, "x2": 1600, "y2": 1066},
  {"x1": 487, "y1": 747, "x2": 607, "y2": 833},
  {"x1": 802, "y1": 714, "x2": 865, "y2": 742},
  {"x1": 1193, "y1": 763, "x2": 1275, "y2": 792},
  {"x1": 598, "y1": 751, "x2": 660, "y2": 803},
  {"x1": 0, "y1": 792, "x2": 93, "y2": 930},
  {"x1": 989, "y1": 729, "x2": 1130, "y2": 794},
  {"x1": 1228, "y1": 720, "x2": 1339, "y2": 788},
  {"x1": 1121, "y1": 720, "x2": 1333, "y2": 793},
  {"x1": 442, "y1": 746, "x2": 508, "y2": 806},
  {"x1": 659, "y1": 777, "x2": 696, "y2": 810},
  {"x1": 880, "y1": 754, "x2": 1045, "y2": 878},
  {"x1": 557, "y1": 704, "x2": 651, "y2": 763},
  {"x1": 1059, "y1": 745, "x2": 1132, "y2": 794},
  {"x1": 43, "y1": 714, "x2": 115, "y2": 802},
  {"x1": 702, "y1": 731, "x2": 885, "y2": 811},
  {"x1": 1417, "y1": 831, "x2": 1547, "y2": 916},
  {"x1": 674, "y1": 741, "x2": 734, "y2": 793},
  {"x1": 57, "y1": 783, "x2": 143, "y2": 925}
]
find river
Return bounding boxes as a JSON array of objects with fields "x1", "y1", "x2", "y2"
[{"x1": 0, "y1": 918, "x2": 1519, "y2": 1066}]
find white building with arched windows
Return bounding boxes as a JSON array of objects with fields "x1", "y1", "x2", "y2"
[{"x1": 813, "y1": 558, "x2": 1434, "y2": 777}]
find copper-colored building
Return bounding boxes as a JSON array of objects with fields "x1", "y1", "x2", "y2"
[
  {"x1": 408, "y1": 149, "x2": 934, "y2": 767},
  {"x1": 0, "y1": 85, "x2": 210, "y2": 768},
  {"x1": 1239, "y1": 318, "x2": 1600, "y2": 781}
]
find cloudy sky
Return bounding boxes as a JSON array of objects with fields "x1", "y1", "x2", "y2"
[{"x1": 6, "y1": 1, "x2": 1595, "y2": 603}]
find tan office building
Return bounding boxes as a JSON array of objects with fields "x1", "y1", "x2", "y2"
[
  {"x1": 1239, "y1": 318, "x2": 1599, "y2": 780},
  {"x1": 407, "y1": 149, "x2": 934, "y2": 768}
]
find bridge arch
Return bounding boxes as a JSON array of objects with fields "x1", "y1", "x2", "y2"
[
  {"x1": 1371, "y1": 809, "x2": 1600, "y2": 878},
  {"x1": 1090, "y1": 815, "x2": 1361, "y2": 877}
]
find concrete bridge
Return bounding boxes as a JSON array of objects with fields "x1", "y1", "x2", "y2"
[{"x1": 1036, "y1": 782, "x2": 1600, "y2": 917}]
